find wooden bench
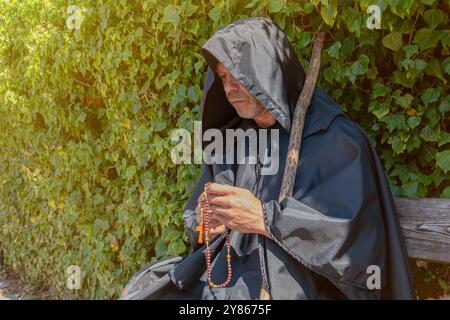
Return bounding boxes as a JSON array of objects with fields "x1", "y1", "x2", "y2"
[{"x1": 395, "y1": 197, "x2": 450, "y2": 263}]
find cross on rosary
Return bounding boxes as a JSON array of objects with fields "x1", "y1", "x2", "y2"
[{"x1": 196, "y1": 224, "x2": 204, "y2": 244}]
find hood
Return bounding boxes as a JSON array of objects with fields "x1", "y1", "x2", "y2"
[
  {"x1": 199, "y1": 17, "x2": 305, "y2": 137},
  {"x1": 199, "y1": 17, "x2": 344, "y2": 150}
]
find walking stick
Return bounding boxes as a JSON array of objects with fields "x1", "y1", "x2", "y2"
[{"x1": 259, "y1": 32, "x2": 325, "y2": 300}]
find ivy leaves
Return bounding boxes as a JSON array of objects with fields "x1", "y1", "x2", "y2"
[{"x1": 315, "y1": 0, "x2": 449, "y2": 201}]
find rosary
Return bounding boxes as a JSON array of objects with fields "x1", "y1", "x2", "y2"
[{"x1": 196, "y1": 182, "x2": 232, "y2": 288}]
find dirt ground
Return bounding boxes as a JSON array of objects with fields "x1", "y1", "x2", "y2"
[
  {"x1": 0, "y1": 268, "x2": 53, "y2": 300},
  {"x1": 410, "y1": 259, "x2": 450, "y2": 300}
]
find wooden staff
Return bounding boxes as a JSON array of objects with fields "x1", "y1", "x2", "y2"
[
  {"x1": 278, "y1": 32, "x2": 325, "y2": 202},
  {"x1": 260, "y1": 32, "x2": 325, "y2": 300}
]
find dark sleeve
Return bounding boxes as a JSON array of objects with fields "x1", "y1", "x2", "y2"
[
  {"x1": 182, "y1": 163, "x2": 214, "y2": 253},
  {"x1": 262, "y1": 117, "x2": 387, "y2": 290}
]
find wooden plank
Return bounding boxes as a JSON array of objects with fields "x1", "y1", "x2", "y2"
[{"x1": 395, "y1": 197, "x2": 450, "y2": 263}]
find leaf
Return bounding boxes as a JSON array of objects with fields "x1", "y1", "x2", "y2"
[
  {"x1": 426, "y1": 106, "x2": 440, "y2": 127},
  {"x1": 48, "y1": 199, "x2": 57, "y2": 210},
  {"x1": 388, "y1": 135, "x2": 406, "y2": 154},
  {"x1": 326, "y1": 41, "x2": 341, "y2": 58},
  {"x1": 94, "y1": 219, "x2": 109, "y2": 233},
  {"x1": 208, "y1": 7, "x2": 221, "y2": 22},
  {"x1": 269, "y1": 0, "x2": 285, "y2": 13},
  {"x1": 420, "y1": 125, "x2": 439, "y2": 142},
  {"x1": 382, "y1": 32, "x2": 403, "y2": 51},
  {"x1": 413, "y1": 28, "x2": 440, "y2": 51},
  {"x1": 350, "y1": 54, "x2": 369, "y2": 75},
  {"x1": 171, "y1": 240, "x2": 186, "y2": 255},
  {"x1": 393, "y1": 70, "x2": 415, "y2": 88},
  {"x1": 369, "y1": 100, "x2": 390, "y2": 119},
  {"x1": 185, "y1": 19, "x2": 199, "y2": 35},
  {"x1": 320, "y1": 2, "x2": 337, "y2": 26},
  {"x1": 440, "y1": 30, "x2": 450, "y2": 48},
  {"x1": 424, "y1": 59, "x2": 446, "y2": 83},
  {"x1": 341, "y1": 7, "x2": 361, "y2": 34},
  {"x1": 442, "y1": 57, "x2": 450, "y2": 76},
  {"x1": 394, "y1": 92, "x2": 413, "y2": 109},
  {"x1": 402, "y1": 180, "x2": 426, "y2": 198},
  {"x1": 439, "y1": 94, "x2": 450, "y2": 114},
  {"x1": 184, "y1": 4, "x2": 199, "y2": 17},
  {"x1": 402, "y1": 44, "x2": 418, "y2": 58},
  {"x1": 134, "y1": 27, "x2": 143, "y2": 38},
  {"x1": 341, "y1": 37, "x2": 355, "y2": 59},
  {"x1": 358, "y1": 31, "x2": 379, "y2": 47},
  {"x1": 187, "y1": 85, "x2": 199, "y2": 102},
  {"x1": 163, "y1": 5, "x2": 180, "y2": 27},
  {"x1": 399, "y1": 59, "x2": 427, "y2": 72},
  {"x1": 135, "y1": 125, "x2": 150, "y2": 143},
  {"x1": 153, "y1": 119, "x2": 166, "y2": 132},
  {"x1": 303, "y1": 2, "x2": 314, "y2": 14},
  {"x1": 420, "y1": 88, "x2": 441, "y2": 104},
  {"x1": 165, "y1": 230, "x2": 181, "y2": 241},
  {"x1": 423, "y1": 9, "x2": 448, "y2": 30},
  {"x1": 436, "y1": 150, "x2": 450, "y2": 173},
  {"x1": 407, "y1": 116, "x2": 421, "y2": 129},
  {"x1": 381, "y1": 114, "x2": 406, "y2": 132},
  {"x1": 441, "y1": 186, "x2": 450, "y2": 199},
  {"x1": 372, "y1": 83, "x2": 390, "y2": 98},
  {"x1": 438, "y1": 132, "x2": 450, "y2": 147},
  {"x1": 244, "y1": 0, "x2": 259, "y2": 9},
  {"x1": 125, "y1": 165, "x2": 137, "y2": 180},
  {"x1": 388, "y1": 0, "x2": 415, "y2": 18},
  {"x1": 297, "y1": 32, "x2": 311, "y2": 49},
  {"x1": 118, "y1": 209, "x2": 129, "y2": 225}
]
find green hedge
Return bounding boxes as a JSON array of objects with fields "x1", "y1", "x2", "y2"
[{"x1": 0, "y1": 0, "x2": 449, "y2": 299}]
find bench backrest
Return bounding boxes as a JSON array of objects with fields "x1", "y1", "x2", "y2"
[{"x1": 395, "y1": 197, "x2": 450, "y2": 263}]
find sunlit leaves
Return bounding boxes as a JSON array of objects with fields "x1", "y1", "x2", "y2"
[{"x1": 320, "y1": 0, "x2": 337, "y2": 26}]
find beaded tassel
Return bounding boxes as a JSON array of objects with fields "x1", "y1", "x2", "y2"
[{"x1": 197, "y1": 182, "x2": 232, "y2": 288}]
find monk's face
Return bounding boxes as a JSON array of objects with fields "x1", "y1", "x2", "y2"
[{"x1": 215, "y1": 62, "x2": 266, "y2": 119}]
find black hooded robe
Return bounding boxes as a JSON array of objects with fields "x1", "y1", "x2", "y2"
[{"x1": 121, "y1": 17, "x2": 415, "y2": 300}]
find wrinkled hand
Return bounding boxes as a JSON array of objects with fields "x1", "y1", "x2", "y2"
[{"x1": 202, "y1": 183, "x2": 271, "y2": 238}]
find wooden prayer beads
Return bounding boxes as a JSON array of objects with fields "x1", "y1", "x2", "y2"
[{"x1": 197, "y1": 182, "x2": 232, "y2": 288}]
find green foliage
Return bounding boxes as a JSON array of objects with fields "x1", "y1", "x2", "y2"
[{"x1": 0, "y1": 0, "x2": 449, "y2": 299}]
